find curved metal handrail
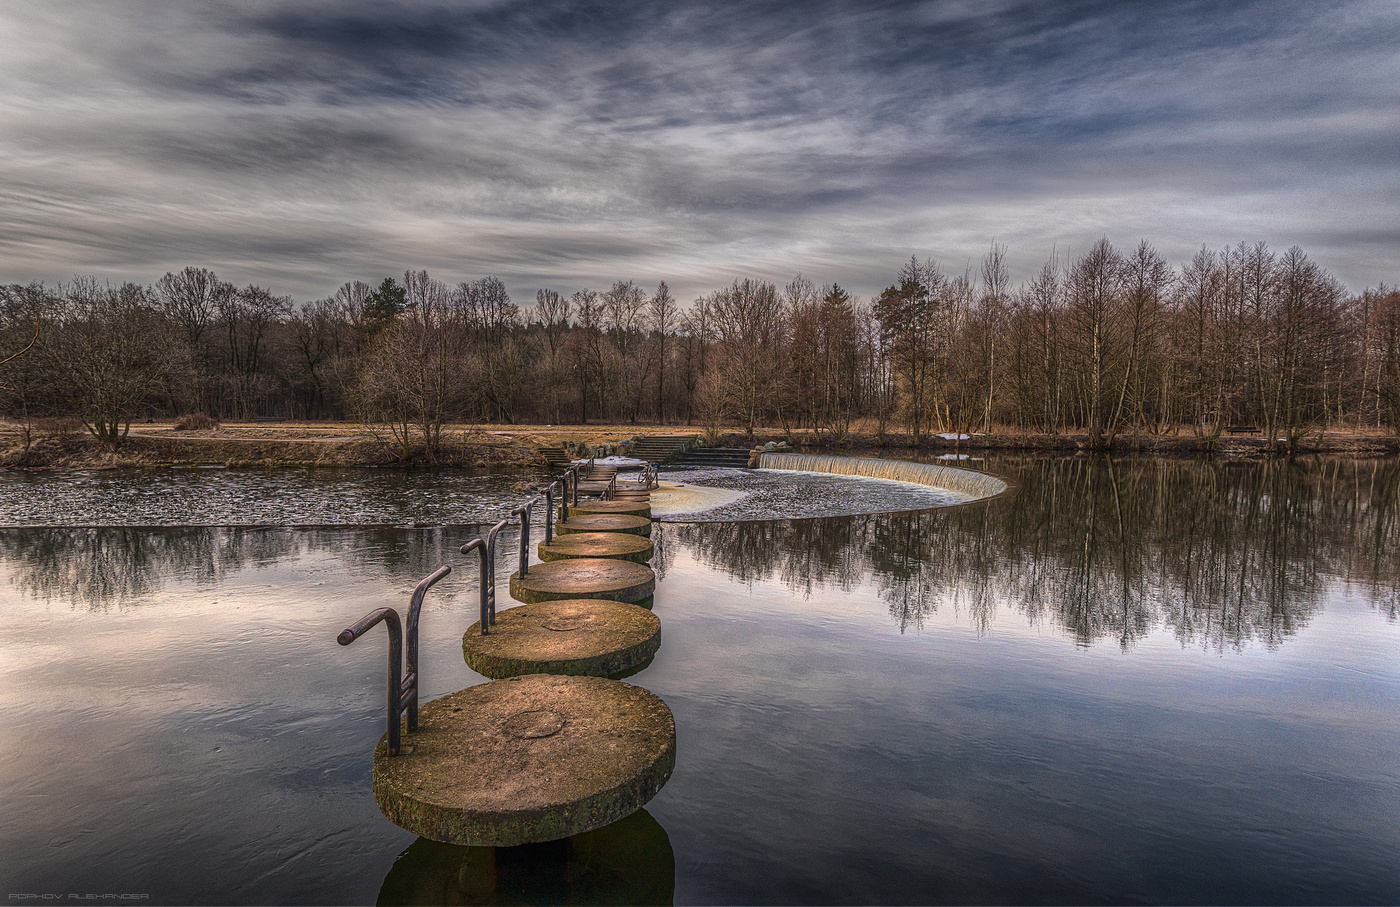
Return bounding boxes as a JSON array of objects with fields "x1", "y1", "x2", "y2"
[
  {"x1": 337, "y1": 563, "x2": 451, "y2": 757},
  {"x1": 404, "y1": 565, "x2": 451, "y2": 730},
  {"x1": 460, "y1": 538, "x2": 493, "y2": 635}
]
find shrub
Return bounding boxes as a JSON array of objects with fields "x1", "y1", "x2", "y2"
[{"x1": 174, "y1": 413, "x2": 219, "y2": 431}]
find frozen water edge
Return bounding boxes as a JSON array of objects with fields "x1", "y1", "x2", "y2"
[
  {"x1": 649, "y1": 481, "x2": 750, "y2": 517},
  {"x1": 655, "y1": 466, "x2": 971, "y2": 522}
]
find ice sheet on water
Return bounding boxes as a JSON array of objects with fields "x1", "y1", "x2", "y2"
[{"x1": 656, "y1": 466, "x2": 968, "y2": 522}]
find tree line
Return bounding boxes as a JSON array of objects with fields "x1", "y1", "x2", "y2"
[{"x1": 2, "y1": 237, "x2": 1398, "y2": 455}]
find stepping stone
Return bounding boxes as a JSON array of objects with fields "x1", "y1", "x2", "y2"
[
  {"x1": 539, "y1": 531, "x2": 653, "y2": 564},
  {"x1": 462, "y1": 599, "x2": 660, "y2": 678},
  {"x1": 510, "y1": 558, "x2": 655, "y2": 607},
  {"x1": 373, "y1": 674, "x2": 675, "y2": 846},
  {"x1": 556, "y1": 513, "x2": 652, "y2": 537},
  {"x1": 568, "y1": 500, "x2": 652, "y2": 519}
]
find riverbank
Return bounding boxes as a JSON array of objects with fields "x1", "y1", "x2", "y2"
[
  {"x1": 0, "y1": 421, "x2": 544, "y2": 469},
  {"x1": 1, "y1": 419, "x2": 1395, "y2": 469}
]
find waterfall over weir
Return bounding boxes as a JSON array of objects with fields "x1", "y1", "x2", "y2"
[{"x1": 757, "y1": 453, "x2": 1010, "y2": 502}]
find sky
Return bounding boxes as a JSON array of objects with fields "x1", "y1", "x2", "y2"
[{"x1": 2, "y1": 0, "x2": 1397, "y2": 306}]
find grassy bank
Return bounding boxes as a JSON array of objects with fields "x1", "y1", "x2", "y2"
[{"x1": 2, "y1": 419, "x2": 1395, "y2": 470}]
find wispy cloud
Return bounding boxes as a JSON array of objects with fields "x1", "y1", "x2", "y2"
[{"x1": 1, "y1": 0, "x2": 1397, "y2": 301}]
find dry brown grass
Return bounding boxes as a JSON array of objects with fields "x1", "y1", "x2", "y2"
[{"x1": 2, "y1": 418, "x2": 1394, "y2": 469}]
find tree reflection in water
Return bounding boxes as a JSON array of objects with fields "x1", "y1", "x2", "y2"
[
  {"x1": 672, "y1": 456, "x2": 1400, "y2": 650},
  {"x1": 0, "y1": 524, "x2": 505, "y2": 611}
]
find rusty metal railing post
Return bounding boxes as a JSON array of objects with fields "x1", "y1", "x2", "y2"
[
  {"x1": 484, "y1": 517, "x2": 509, "y2": 626},
  {"x1": 337, "y1": 607, "x2": 405, "y2": 756},
  {"x1": 460, "y1": 538, "x2": 492, "y2": 635},
  {"x1": 404, "y1": 565, "x2": 451, "y2": 731},
  {"x1": 513, "y1": 499, "x2": 534, "y2": 578},
  {"x1": 543, "y1": 482, "x2": 557, "y2": 543},
  {"x1": 339, "y1": 565, "x2": 454, "y2": 756}
]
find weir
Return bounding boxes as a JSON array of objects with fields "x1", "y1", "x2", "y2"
[{"x1": 757, "y1": 452, "x2": 1009, "y2": 501}]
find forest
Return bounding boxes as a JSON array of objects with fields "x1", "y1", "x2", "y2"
[{"x1": 2, "y1": 238, "x2": 1399, "y2": 456}]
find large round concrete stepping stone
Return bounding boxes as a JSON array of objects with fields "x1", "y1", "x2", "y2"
[
  {"x1": 568, "y1": 500, "x2": 652, "y2": 519},
  {"x1": 539, "y1": 531, "x2": 653, "y2": 564},
  {"x1": 462, "y1": 599, "x2": 660, "y2": 678},
  {"x1": 556, "y1": 513, "x2": 652, "y2": 537},
  {"x1": 372, "y1": 674, "x2": 676, "y2": 846},
  {"x1": 510, "y1": 558, "x2": 655, "y2": 607}
]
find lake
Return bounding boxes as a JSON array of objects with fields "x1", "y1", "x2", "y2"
[{"x1": 1, "y1": 455, "x2": 1397, "y2": 904}]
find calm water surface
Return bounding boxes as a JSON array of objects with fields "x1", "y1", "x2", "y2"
[{"x1": 1, "y1": 456, "x2": 1397, "y2": 905}]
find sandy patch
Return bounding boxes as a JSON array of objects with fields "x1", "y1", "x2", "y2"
[{"x1": 648, "y1": 481, "x2": 749, "y2": 516}]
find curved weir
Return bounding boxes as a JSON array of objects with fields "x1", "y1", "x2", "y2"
[{"x1": 758, "y1": 452, "x2": 1009, "y2": 501}]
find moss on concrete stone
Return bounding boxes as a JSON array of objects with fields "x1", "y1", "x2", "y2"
[
  {"x1": 566, "y1": 500, "x2": 652, "y2": 519},
  {"x1": 372, "y1": 675, "x2": 676, "y2": 847},
  {"x1": 555, "y1": 513, "x2": 652, "y2": 537},
  {"x1": 509, "y1": 558, "x2": 655, "y2": 605},
  {"x1": 463, "y1": 599, "x2": 661, "y2": 679},
  {"x1": 538, "y1": 532, "x2": 654, "y2": 564}
]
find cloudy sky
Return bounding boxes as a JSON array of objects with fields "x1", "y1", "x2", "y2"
[{"x1": 2, "y1": 0, "x2": 1397, "y2": 304}]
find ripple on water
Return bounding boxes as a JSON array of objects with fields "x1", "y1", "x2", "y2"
[{"x1": 0, "y1": 468, "x2": 547, "y2": 527}]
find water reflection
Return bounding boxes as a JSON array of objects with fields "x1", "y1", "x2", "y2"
[
  {"x1": 0, "y1": 524, "x2": 517, "y2": 611},
  {"x1": 376, "y1": 808, "x2": 674, "y2": 906},
  {"x1": 674, "y1": 456, "x2": 1400, "y2": 650}
]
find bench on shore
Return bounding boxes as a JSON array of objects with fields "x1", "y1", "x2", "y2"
[{"x1": 1224, "y1": 425, "x2": 1258, "y2": 434}]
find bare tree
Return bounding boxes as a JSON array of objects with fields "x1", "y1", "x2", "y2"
[
  {"x1": 1173, "y1": 247, "x2": 1231, "y2": 439},
  {"x1": 1115, "y1": 240, "x2": 1172, "y2": 432},
  {"x1": 601, "y1": 280, "x2": 651, "y2": 422},
  {"x1": 677, "y1": 295, "x2": 714, "y2": 426},
  {"x1": 458, "y1": 276, "x2": 522, "y2": 422},
  {"x1": 534, "y1": 289, "x2": 571, "y2": 424},
  {"x1": 1373, "y1": 287, "x2": 1400, "y2": 434},
  {"x1": 216, "y1": 284, "x2": 292, "y2": 418},
  {"x1": 648, "y1": 282, "x2": 677, "y2": 422},
  {"x1": 350, "y1": 271, "x2": 467, "y2": 461},
  {"x1": 570, "y1": 289, "x2": 603, "y2": 423},
  {"x1": 44, "y1": 278, "x2": 179, "y2": 445},
  {"x1": 704, "y1": 278, "x2": 786, "y2": 437},
  {"x1": 1065, "y1": 238, "x2": 1127, "y2": 447},
  {"x1": 154, "y1": 267, "x2": 234, "y2": 413},
  {"x1": 978, "y1": 243, "x2": 1010, "y2": 431}
]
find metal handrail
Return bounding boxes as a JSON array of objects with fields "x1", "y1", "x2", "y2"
[
  {"x1": 542, "y1": 480, "x2": 559, "y2": 540},
  {"x1": 460, "y1": 516, "x2": 510, "y2": 632},
  {"x1": 512, "y1": 498, "x2": 533, "y2": 578},
  {"x1": 404, "y1": 565, "x2": 452, "y2": 731},
  {"x1": 337, "y1": 608, "x2": 403, "y2": 753},
  {"x1": 337, "y1": 564, "x2": 451, "y2": 756},
  {"x1": 460, "y1": 538, "x2": 492, "y2": 635}
]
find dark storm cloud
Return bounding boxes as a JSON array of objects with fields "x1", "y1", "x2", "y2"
[{"x1": 1, "y1": 0, "x2": 1396, "y2": 302}]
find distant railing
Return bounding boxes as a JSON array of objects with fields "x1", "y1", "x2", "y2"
[
  {"x1": 459, "y1": 476, "x2": 569, "y2": 636},
  {"x1": 335, "y1": 456, "x2": 661, "y2": 756}
]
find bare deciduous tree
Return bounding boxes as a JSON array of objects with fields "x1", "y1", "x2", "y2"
[{"x1": 44, "y1": 279, "x2": 180, "y2": 445}]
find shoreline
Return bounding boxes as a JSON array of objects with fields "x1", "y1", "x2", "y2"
[{"x1": 2, "y1": 420, "x2": 1396, "y2": 470}]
